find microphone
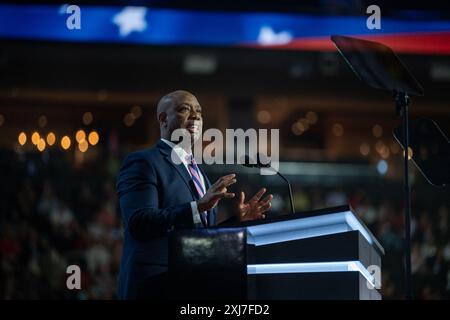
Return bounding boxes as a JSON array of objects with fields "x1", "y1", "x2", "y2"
[{"x1": 240, "y1": 154, "x2": 295, "y2": 215}]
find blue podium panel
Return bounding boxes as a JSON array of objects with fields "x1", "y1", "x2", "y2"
[
  {"x1": 248, "y1": 271, "x2": 381, "y2": 300},
  {"x1": 247, "y1": 230, "x2": 381, "y2": 270},
  {"x1": 238, "y1": 206, "x2": 384, "y2": 300},
  {"x1": 243, "y1": 206, "x2": 384, "y2": 254}
]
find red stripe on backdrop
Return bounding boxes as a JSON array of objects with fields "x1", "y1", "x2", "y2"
[{"x1": 241, "y1": 32, "x2": 450, "y2": 55}]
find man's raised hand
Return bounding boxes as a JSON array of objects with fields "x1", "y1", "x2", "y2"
[
  {"x1": 197, "y1": 174, "x2": 236, "y2": 212},
  {"x1": 238, "y1": 188, "x2": 273, "y2": 221}
]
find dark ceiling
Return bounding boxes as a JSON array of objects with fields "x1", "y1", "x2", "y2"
[{"x1": 1, "y1": 39, "x2": 449, "y2": 100}]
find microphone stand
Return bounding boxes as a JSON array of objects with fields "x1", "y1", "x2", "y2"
[
  {"x1": 242, "y1": 155, "x2": 295, "y2": 215},
  {"x1": 276, "y1": 170, "x2": 295, "y2": 215},
  {"x1": 263, "y1": 166, "x2": 295, "y2": 216},
  {"x1": 395, "y1": 91, "x2": 413, "y2": 299}
]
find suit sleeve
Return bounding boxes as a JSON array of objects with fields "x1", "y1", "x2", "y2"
[{"x1": 117, "y1": 153, "x2": 194, "y2": 242}]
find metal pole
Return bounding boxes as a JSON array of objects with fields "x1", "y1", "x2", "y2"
[{"x1": 400, "y1": 93, "x2": 413, "y2": 299}]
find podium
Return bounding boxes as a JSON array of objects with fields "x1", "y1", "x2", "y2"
[{"x1": 169, "y1": 205, "x2": 384, "y2": 300}]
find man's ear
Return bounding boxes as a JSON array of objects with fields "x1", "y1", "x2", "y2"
[{"x1": 158, "y1": 112, "x2": 167, "y2": 127}]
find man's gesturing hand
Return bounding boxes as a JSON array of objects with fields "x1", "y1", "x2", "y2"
[
  {"x1": 197, "y1": 174, "x2": 236, "y2": 212},
  {"x1": 238, "y1": 188, "x2": 273, "y2": 221}
]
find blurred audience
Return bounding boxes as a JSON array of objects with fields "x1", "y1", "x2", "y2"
[{"x1": 0, "y1": 148, "x2": 449, "y2": 299}]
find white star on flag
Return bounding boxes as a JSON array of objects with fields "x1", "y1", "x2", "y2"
[
  {"x1": 112, "y1": 7, "x2": 147, "y2": 37},
  {"x1": 257, "y1": 26, "x2": 292, "y2": 45}
]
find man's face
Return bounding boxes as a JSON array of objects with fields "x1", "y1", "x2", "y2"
[{"x1": 165, "y1": 93, "x2": 203, "y2": 143}]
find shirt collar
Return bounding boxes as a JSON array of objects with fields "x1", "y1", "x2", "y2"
[{"x1": 160, "y1": 138, "x2": 191, "y2": 165}]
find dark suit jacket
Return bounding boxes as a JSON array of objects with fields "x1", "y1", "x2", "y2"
[{"x1": 116, "y1": 140, "x2": 217, "y2": 299}]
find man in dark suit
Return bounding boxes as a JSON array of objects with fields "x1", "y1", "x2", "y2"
[{"x1": 116, "y1": 90, "x2": 272, "y2": 299}]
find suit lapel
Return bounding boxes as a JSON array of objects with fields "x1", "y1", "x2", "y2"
[{"x1": 158, "y1": 140, "x2": 197, "y2": 200}]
